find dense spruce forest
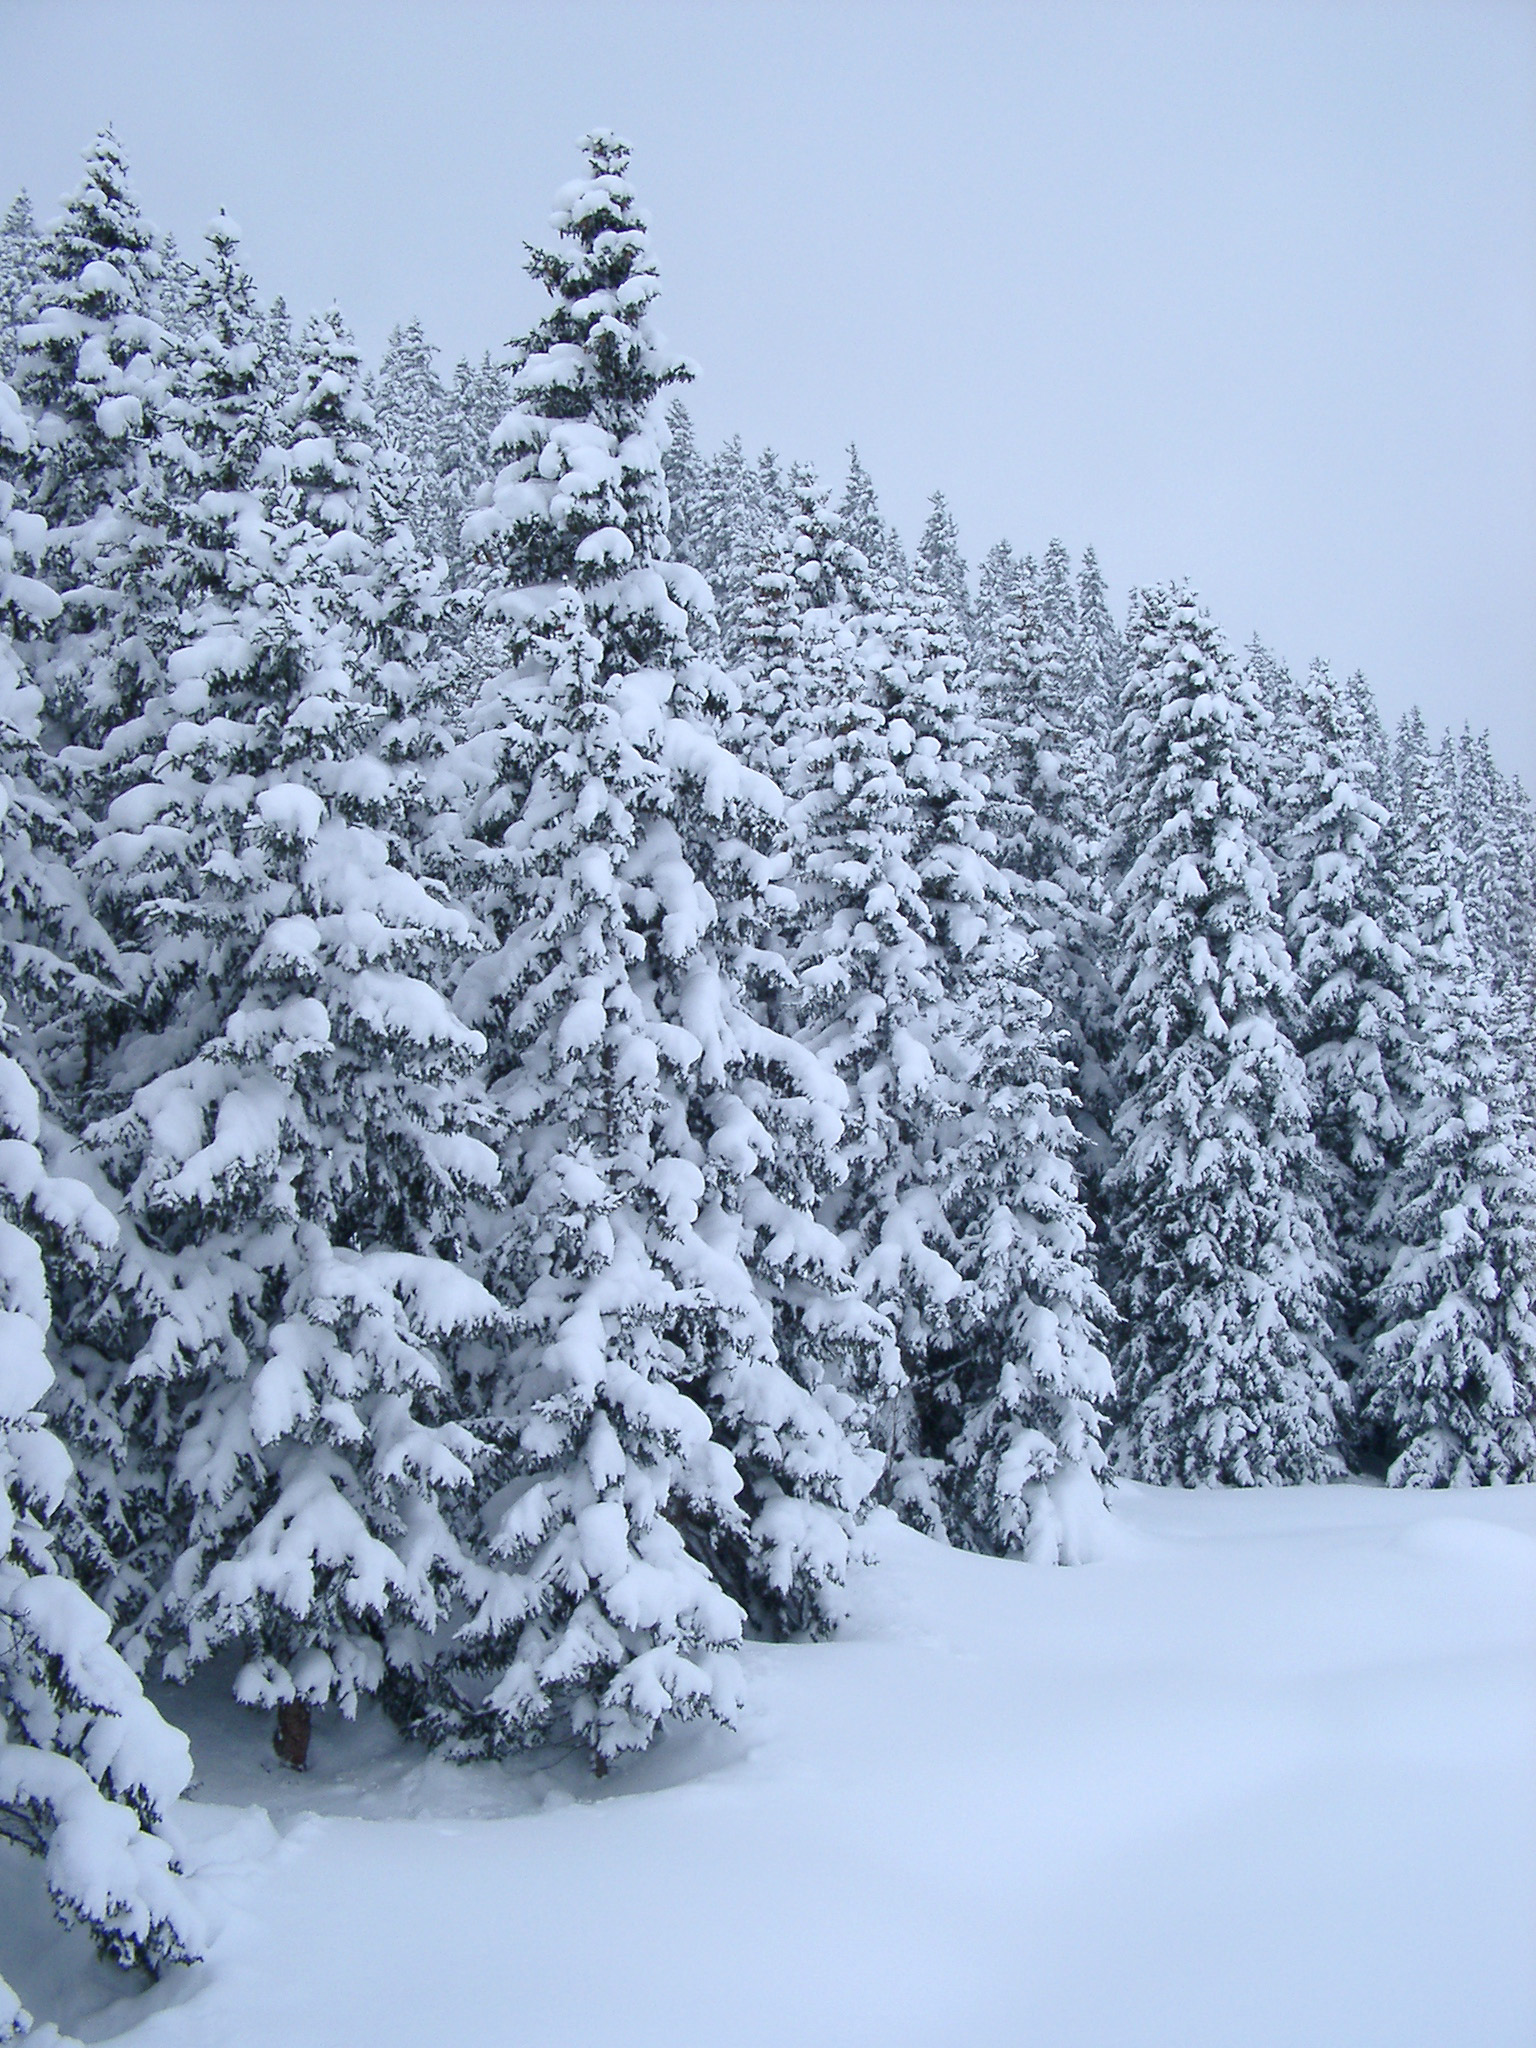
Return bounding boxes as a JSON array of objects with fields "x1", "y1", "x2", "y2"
[{"x1": 1, "y1": 129, "x2": 1533, "y2": 2012}]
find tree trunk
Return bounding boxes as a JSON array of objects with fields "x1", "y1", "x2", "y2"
[{"x1": 273, "y1": 1699, "x2": 311, "y2": 1771}]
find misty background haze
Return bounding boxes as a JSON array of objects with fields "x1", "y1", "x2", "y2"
[{"x1": 2, "y1": 0, "x2": 1531, "y2": 780}]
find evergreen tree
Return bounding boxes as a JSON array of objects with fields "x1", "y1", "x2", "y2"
[
  {"x1": 439, "y1": 349, "x2": 510, "y2": 579},
  {"x1": 1072, "y1": 543, "x2": 1123, "y2": 750},
  {"x1": 1451, "y1": 726, "x2": 1534, "y2": 1017},
  {"x1": 1346, "y1": 667, "x2": 1392, "y2": 805},
  {"x1": 982, "y1": 549, "x2": 1114, "y2": 1157},
  {"x1": 1482, "y1": 768, "x2": 1536, "y2": 1057},
  {"x1": 766, "y1": 538, "x2": 965, "y2": 1528},
  {"x1": 933, "y1": 956, "x2": 1114, "y2": 1557},
  {"x1": 0, "y1": 1030, "x2": 202, "y2": 2032},
  {"x1": 1245, "y1": 636, "x2": 1295, "y2": 722},
  {"x1": 915, "y1": 490, "x2": 972, "y2": 644},
  {"x1": 68, "y1": 286, "x2": 502, "y2": 1763},
  {"x1": 1356, "y1": 718, "x2": 1536, "y2": 1484},
  {"x1": 1036, "y1": 538, "x2": 1076, "y2": 672},
  {"x1": 688, "y1": 432, "x2": 770, "y2": 661},
  {"x1": 1, "y1": 494, "x2": 200, "y2": 2018},
  {"x1": 10, "y1": 135, "x2": 180, "y2": 755},
  {"x1": 974, "y1": 539, "x2": 1021, "y2": 672},
  {"x1": 735, "y1": 494, "x2": 808, "y2": 779},
  {"x1": 372, "y1": 319, "x2": 453, "y2": 565},
  {"x1": 0, "y1": 193, "x2": 40, "y2": 378},
  {"x1": 0, "y1": 378, "x2": 125, "y2": 1107},
  {"x1": 12, "y1": 133, "x2": 171, "y2": 541},
  {"x1": 755, "y1": 490, "x2": 1109, "y2": 1548},
  {"x1": 439, "y1": 134, "x2": 878, "y2": 1765},
  {"x1": 838, "y1": 445, "x2": 900, "y2": 582},
  {"x1": 1281, "y1": 658, "x2": 1415, "y2": 1362},
  {"x1": 153, "y1": 230, "x2": 200, "y2": 342},
  {"x1": 660, "y1": 395, "x2": 702, "y2": 567},
  {"x1": 756, "y1": 445, "x2": 789, "y2": 533},
  {"x1": 1106, "y1": 586, "x2": 1345, "y2": 1484},
  {"x1": 60, "y1": 208, "x2": 277, "y2": 884},
  {"x1": 262, "y1": 293, "x2": 298, "y2": 416}
]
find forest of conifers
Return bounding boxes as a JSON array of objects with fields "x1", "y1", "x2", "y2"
[{"x1": 1, "y1": 130, "x2": 1532, "y2": 2014}]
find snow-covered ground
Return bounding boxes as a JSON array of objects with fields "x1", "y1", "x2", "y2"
[{"x1": 5, "y1": 1480, "x2": 1534, "y2": 2048}]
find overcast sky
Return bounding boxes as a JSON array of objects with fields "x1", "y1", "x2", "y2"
[{"x1": 2, "y1": 0, "x2": 1532, "y2": 779}]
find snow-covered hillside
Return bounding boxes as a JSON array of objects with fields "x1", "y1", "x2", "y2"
[{"x1": 4, "y1": 1480, "x2": 1532, "y2": 2048}]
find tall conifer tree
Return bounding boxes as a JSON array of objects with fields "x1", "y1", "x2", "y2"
[
  {"x1": 2, "y1": 447, "x2": 200, "y2": 2014},
  {"x1": 68, "y1": 267, "x2": 501, "y2": 1763},
  {"x1": 915, "y1": 490, "x2": 972, "y2": 645},
  {"x1": 1281, "y1": 658, "x2": 1415, "y2": 1363},
  {"x1": 371, "y1": 319, "x2": 456, "y2": 566},
  {"x1": 1106, "y1": 587, "x2": 1345, "y2": 1484},
  {"x1": 437, "y1": 135, "x2": 879, "y2": 1764},
  {"x1": 1356, "y1": 718, "x2": 1536, "y2": 1483},
  {"x1": 0, "y1": 194, "x2": 40, "y2": 377}
]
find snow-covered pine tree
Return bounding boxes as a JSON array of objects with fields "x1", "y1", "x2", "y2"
[
  {"x1": 262, "y1": 293, "x2": 298, "y2": 416},
  {"x1": 1390, "y1": 707, "x2": 1432, "y2": 840},
  {"x1": 687, "y1": 432, "x2": 770, "y2": 661},
  {"x1": 0, "y1": 195, "x2": 40, "y2": 378},
  {"x1": 0, "y1": 378, "x2": 125, "y2": 1118},
  {"x1": 1106, "y1": 586, "x2": 1345, "y2": 1485},
  {"x1": 1355, "y1": 716, "x2": 1536, "y2": 1484},
  {"x1": 437, "y1": 350, "x2": 510, "y2": 581},
  {"x1": 0, "y1": 374, "x2": 153, "y2": 1630},
  {"x1": 973, "y1": 539, "x2": 1021, "y2": 673},
  {"x1": 735, "y1": 508, "x2": 805, "y2": 781},
  {"x1": 1346, "y1": 667, "x2": 1392, "y2": 806},
  {"x1": 697, "y1": 487, "x2": 900, "y2": 1583},
  {"x1": 896, "y1": 561, "x2": 1109, "y2": 1547},
  {"x1": 981, "y1": 546, "x2": 1114, "y2": 1160},
  {"x1": 0, "y1": 1031, "x2": 202, "y2": 2034},
  {"x1": 30, "y1": 208, "x2": 275, "y2": 1131},
  {"x1": 660, "y1": 396, "x2": 702, "y2": 568},
  {"x1": 762, "y1": 514, "x2": 963, "y2": 1526},
  {"x1": 883, "y1": 520, "x2": 910, "y2": 587},
  {"x1": 1478, "y1": 766, "x2": 1536, "y2": 1067},
  {"x1": 1, "y1": 527, "x2": 200, "y2": 2026},
  {"x1": 371, "y1": 320, "x2": 454, "y2": 566},
  {"x1": 733, "y1": 459, "x2": 880, "y2": 777},
  {"x1": 1072, "y1": 544, "x2": 1123, "y2": 752},
  {"x1": 1036, "y1": 537, "x2": 1076, "y2": 669},
  {"x1": 720, "y1": 466, "x2": 907, "y2": 1406},
  {"x1": 838, "y1": 445, "x2": 904, "y2": 584},
  {"x1": 1281, "y1": 658, "x2": 1415, "y2": 1366},
  {"x1": 152, "y1": 232, "x2": 200, "y2": 345},
  {"x1": 915, "y1": 491, "x2": 973, "y2": 647},
  {"x1": 69, "y1": 285, "x2": 502, "y2": 1766},
  {"x1": 438, "y1": 134, "x2": 878, "y2": 1766},
  {"x1": 11, "y1": 135, "x2": 170, "y2": 546},
  {"x1": 1450, "y1": 725, "x2": 1535, "y2": 1021},
  {"x1": 1246, "y1": 638, "x2": 1306, "y2": 858},
  {"x1": 756, "y1": 445, "x2": 790, "y2": 534},
  {"x1": 764, "y1": 499, "x2": 1110, "y2": 1551},
  {"x1": 836, "y1": 445, "x2": 882, "y2": 567},
  {"x1": 1245, "y1": 637, "x2": 1295, "y2": 724},
  {"x1": 932, "y1": 908, "x2": 1114, "y2": 1559},
  {"x1": 10, "y1": 134, "x2": 179, "y2": 756}
]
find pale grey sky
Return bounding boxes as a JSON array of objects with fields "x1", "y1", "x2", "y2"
[{"x1": 2, "y1": 0, "x2": 1532, "y2": 780}]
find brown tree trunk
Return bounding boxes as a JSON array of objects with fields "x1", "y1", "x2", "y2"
[{"x1": 273, "y1": 1699, "x2": 311, "y2": 1771}]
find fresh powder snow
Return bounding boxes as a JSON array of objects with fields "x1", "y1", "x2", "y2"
[{"x1": 1, "y1": 1481, "x2": 1531, "y2": 2048}]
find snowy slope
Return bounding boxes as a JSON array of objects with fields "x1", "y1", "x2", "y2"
[{"x1": 4, "y1": 1481, "x2": 1533, "y2": 2048}]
